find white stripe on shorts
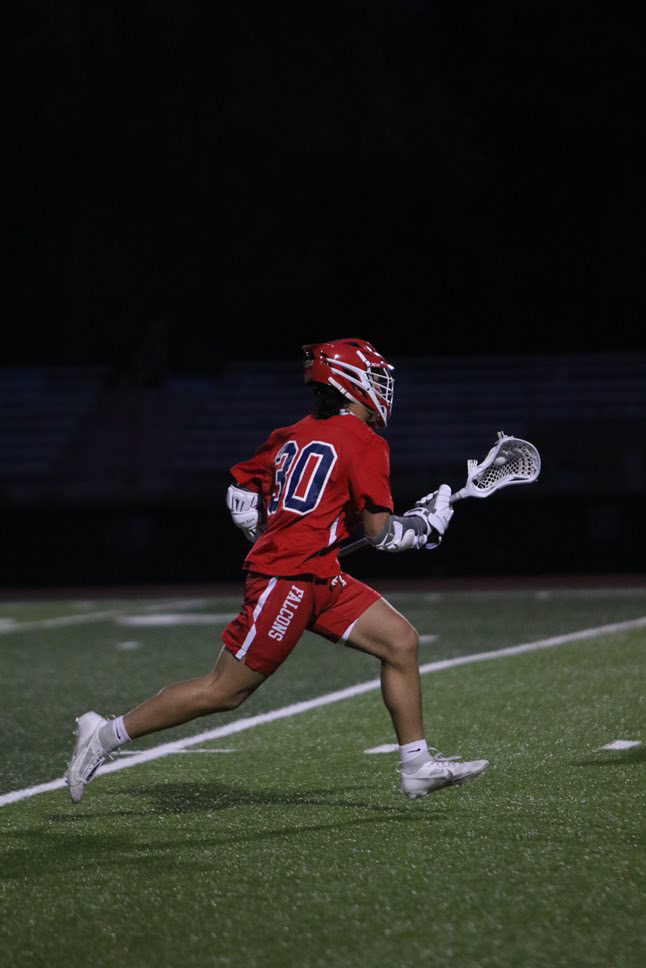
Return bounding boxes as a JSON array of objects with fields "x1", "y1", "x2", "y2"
[
  {"x1": 235, "y1": 577, "x2": 278, "y2": 661},
  {"x1": 340, "y1": 617, "x2": 358, "y2": 643}
]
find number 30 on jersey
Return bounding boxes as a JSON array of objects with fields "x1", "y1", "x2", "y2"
[{"x1": 268, "y1": 440, "x2": 338, "y2": 516}]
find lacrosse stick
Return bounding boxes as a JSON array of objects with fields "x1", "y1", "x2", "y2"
[{"x1": 339, "y1": 431, "x2": 541, "y2": 557}]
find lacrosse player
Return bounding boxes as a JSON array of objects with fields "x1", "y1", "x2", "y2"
[{"x1": 67, "y1": 338, "x2": 488, "y2": 803}]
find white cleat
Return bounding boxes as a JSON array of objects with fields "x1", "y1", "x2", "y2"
[
  {"x1": 66, "y1": 711, "x2": 109, "y2": 804},
  {"x1": 400, "y1": 752, "x2": 489, "y2": 800}
]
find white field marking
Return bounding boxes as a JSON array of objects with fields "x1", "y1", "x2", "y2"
[
  {"x1": 114, "y1": 748, "x2": 236, "y2": 756},
  {"x1": 116, "y1": 641, "x2": 141, "y2": 651},
  {"x1": 598, "y1": 740, "x2": 642, "y2": 751},
  {"x1": 115, "y1": 613, "x2": 236, "y2": 627},
  {"x1": 419, "y1": 634, "x2": 438, "y2": 644},
  {"x1": 0, "y1": 609, "x2": 123, "y2": 634},
  {"x1": 409, "y1": 588, "x2": 646, "y2": 605},
  {"x1": 1, "y1": 613, "x2": 645, "y2": 808},
  {"x1": 0, "y1": 598, "x2": 214, "y2": 636},
  {"x1": 364, "y1": 744, "x2": 400, "y2": 754},
  {"x1": 174, "y1": 749, "x2": 236, "y2": 754}
]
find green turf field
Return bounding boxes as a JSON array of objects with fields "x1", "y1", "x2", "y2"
[{"x1": 1, "y1": 588, "x2": 645, "y2": 967}]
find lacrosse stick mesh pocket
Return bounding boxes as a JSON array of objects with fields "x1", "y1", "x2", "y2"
[{"x1": 470, "y1": 443, "x2": 539, "y2": 495}]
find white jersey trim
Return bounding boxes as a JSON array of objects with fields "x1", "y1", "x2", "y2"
[{"x1": 327, "y1": 515, "x2": 340, "y2": 546}]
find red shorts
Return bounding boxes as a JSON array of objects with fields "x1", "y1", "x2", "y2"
[{"x1": 221, "y1": 571, "x2": 382, "y2": 676}]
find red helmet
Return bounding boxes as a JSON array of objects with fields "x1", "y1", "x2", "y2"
[{"x1": 303, "y1": 338, "x2": 395, "y2": 427}]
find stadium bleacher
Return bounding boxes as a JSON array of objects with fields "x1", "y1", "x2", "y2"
[
  {"x1": 1, "y1": 354, "x2": 644, "y2": 501},
  {"x1": 0, "y1": 367, "x2": 108, "y2": 494}
]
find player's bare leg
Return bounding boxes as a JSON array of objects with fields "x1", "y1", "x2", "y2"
[
  {"x1": 345, "y1": 598, "x2": 424, "y2": 745},
  {"x1": 123, "y1": 648, "x2": 265, "y2": 739},
  {"x1": 346, "y1": 598, "x2": 488, "y2": 798},
  {"x1": 66, "y1": 649, "x2": 265, "y2": 803}
]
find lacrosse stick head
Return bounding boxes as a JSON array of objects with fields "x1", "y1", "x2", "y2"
[{"x1": 458, "y1": 432, "x2": 541, "y2": 499}]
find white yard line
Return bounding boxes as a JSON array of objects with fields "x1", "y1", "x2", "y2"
[
  {"x1": 115, "y1": 613, "x2": 236, "y2": 627},
  {"x1": 0, "y1": 599, "x2": 214, "y2": 635},
  {"x1": 413, "y1": 588, "x2": 646, "y2": 603},
  {"x1": 598, "y1": 740, "x2": 642, "y2": 751},
  {"x1": 1, "y1": 614, "x2": 645, "y2": 808}
]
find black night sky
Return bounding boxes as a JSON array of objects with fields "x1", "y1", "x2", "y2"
[{"x1": 4, "y1": 1, "x2": 646, "y2": 370}]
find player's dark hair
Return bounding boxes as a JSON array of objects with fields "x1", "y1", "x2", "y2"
[{"x1": 311, "y1": 383, "x2": 347, "y2": 419}]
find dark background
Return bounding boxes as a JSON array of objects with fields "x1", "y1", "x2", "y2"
[{"x1": 3, "y1": 1, "x2": 645, "y2": 587}]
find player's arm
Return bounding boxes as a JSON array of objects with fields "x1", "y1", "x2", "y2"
[
  {"x1": 362, "y1": 485, "x2": 454, "y2": 553},
  {"x1": 362, "y1": 509, "x2": 391, "y2": 541},
  {"x1": 226, "y1": 431, "x2": 279, "y2": 543}
]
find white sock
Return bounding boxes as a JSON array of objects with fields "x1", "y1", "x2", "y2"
[
  {"x1": 399, "y1": 738, "x2": 430, "y2": 771},
  {"x1": 98, "y1": 715, "x2": 132, "y2": 752}
]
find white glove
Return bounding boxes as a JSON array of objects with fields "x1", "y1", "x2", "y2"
[
  {"x1": 416, "y1": 484, "x2": 454, "y2": 537},
  {"x1": 373, "y1": 514, "x2": 427, "y2": 552},
  {"x1": 226, "y1": 484, "x2": 264, "y2": 542}
]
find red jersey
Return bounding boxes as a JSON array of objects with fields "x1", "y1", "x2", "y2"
[{"x1": 230, "y1": 413, "x2": 394, "y2": 578}]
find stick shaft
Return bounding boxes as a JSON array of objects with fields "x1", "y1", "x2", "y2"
[{"x1": 338, "y1": 536, "x2": 370, "y2": 557}]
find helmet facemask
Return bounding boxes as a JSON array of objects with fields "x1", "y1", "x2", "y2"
[{"x1": 363, "y1": 361, "x2": 394, "y2": 423}]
